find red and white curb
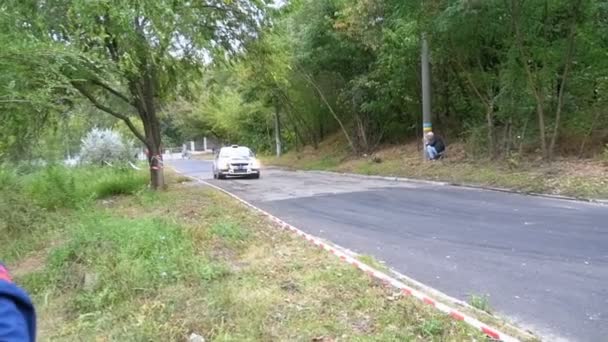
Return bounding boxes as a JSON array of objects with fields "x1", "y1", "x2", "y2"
[{"x1": 176, "y1": 171, "x2": 520, "y2": 342}]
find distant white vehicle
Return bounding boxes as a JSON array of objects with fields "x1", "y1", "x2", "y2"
[{"x1": 213, "y1": 145, "x2": 261, "y2": 179}]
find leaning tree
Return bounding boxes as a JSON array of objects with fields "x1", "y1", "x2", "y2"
[{"x1": 1, "y1": 0, "x2": 268, "y2": 188}]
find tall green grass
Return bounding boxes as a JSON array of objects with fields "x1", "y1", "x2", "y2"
[
  {"x1": 22, "y1": 165, "x2": 149, "y2": 209},
  {"x1": 22, "y1": 214, "x2": 228, "y2": 313},
  {"x1": 0, "y1": 164, "x2": 149, "y2": 261},
  {"x1": 91, "y1": 168, "x2": 149, "y2": 199},
  {"x1": 25, "y1": 166, "x2": 79, "y2": 209}
]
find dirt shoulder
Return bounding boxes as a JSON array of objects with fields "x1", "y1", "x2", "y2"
[{"x1": 263, "y1": 140, "x2": 608, "y2": 201}]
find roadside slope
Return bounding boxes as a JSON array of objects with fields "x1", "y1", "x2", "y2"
[{"x1": 263, "y1": 138, "x2": 608, "y2": 200}]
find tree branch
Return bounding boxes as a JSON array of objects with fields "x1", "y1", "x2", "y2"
[
  {"x1": 90, "y1": 79, "x2": 135, "y2": 107},
  {"x1": 298, "y1": 70, "x2": 357, "y2": 153},
  {"x1": 455, "y1": 57, "x2": 490, "y2": 106},
  {"x1": 71, "y1": 81, "x2": 148, "y2": 146}
]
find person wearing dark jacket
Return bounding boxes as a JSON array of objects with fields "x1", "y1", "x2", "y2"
[
  {"x1": 425, "y1": 132, "x2": 445, "y2": 160},
  {"x1": 0, "y1": 263, "x2": 36, "y2": 341}
]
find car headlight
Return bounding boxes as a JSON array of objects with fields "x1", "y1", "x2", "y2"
[
  {"x1": 218, "y1": 160, "x2": 229, "y2": 170},
  {"x1": 251, "y1": 159, "x2": 261, "y2": 169}
]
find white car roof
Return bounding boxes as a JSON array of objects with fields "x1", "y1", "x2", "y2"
[{"x1": 219, "y1": 146, "x2": 252, "y2": 156}]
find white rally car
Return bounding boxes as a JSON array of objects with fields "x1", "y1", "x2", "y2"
[{"x1": 212, "y1": 145, "x2": 261, "y2": 179}]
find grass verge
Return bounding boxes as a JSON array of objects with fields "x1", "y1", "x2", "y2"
[{"x1": 5, "y1": 170, "x2": 495, "y2": 341}]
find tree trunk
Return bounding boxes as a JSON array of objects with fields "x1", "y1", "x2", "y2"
[
  {"x1": 486, "y1": 106, "x2": 495, "y2": 157},
  {"x1": 274, "y1": 104, "x2": 282, "y2": 157},
  {"x1": 518, "y1": 113, "x2": 531, "y2": 156},
  {"x1": 293, "y1": 123, "x2": 301, "y2": 152},
  {"x1": 535, "y1": 99, "x2": 548, "y2": 158},
  {"x1": 129, "y1": 60, "x2": 165, "y2": 190},
  {"x1": 455, "y1": 57, "x2": 497, "y2": 157},
  {"x1": 512, "y1": 0, "x2": 548, "y2": 159},
  {"x1": 504, "y1": 117, "x2": 513, "y2": 156},
  {"x1": 354, "y1": 113, "x2": 368, "y2": 153},
  {"x1": 548, "y1": 0, "x2": 580, "y2": 159},
  {"x1": 578, "y1": 109, "x2": 601, "y2": 158},
  {"x1": 301, "y1": 71, "x2": 356, "y2": 153},
  {"x1": 142, "y1": 106, "x2": 165, "y2": 190},
  {"x1": 147, "y1": 139, "x2": 165, "y2": 190},
  {"x1": 278, "y1": 94, "x2": 308, "y2": 151}
]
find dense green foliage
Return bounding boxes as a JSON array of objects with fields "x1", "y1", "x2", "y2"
[
  {"x1": 184, "y1": 0, "x2": 607, "y2": 159},
  {"x1": 1, "y1": 0, "x2": 268, "y2": 188},
  {"x1": 3, "y1": 0, "x2": 607, "y2": 161}
]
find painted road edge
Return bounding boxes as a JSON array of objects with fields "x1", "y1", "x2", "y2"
[{"x1": 173, "y1": 169, "x2": 523, "y2": 342}]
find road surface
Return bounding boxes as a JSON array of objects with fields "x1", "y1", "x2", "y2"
[{"x1": 171, "y1": 159, "x2": 608, "y2": 342}]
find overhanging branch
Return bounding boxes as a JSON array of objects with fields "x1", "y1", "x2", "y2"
[
  {"x1": 71, "y1": 81, "x2": 148, "y2": 146},
  {"x1": 90, "y1": 79, "x2": 135, "y2": 107}
]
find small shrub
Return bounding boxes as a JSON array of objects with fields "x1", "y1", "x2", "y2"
[
  {"x1": 80, "y1": 128, "x2": 136, "y2": 166},
  {"x1": 0, "y1": 166, "x2": 18, "y2": 190},
  {"x1": 0, "y1": 165, "x2": 66, "y2": 261},
  {"x1": 93, "y1": 170, "x2": 148, "y2": 199},
  {"x1": 418, "y1": 318, "x2": 445, "y2": 337},
  {"x1": 464, "y1": 124, "x2": 490, "y2": 157},
  {"x1": 0, "y1": 191, "x2": 49, "y2": 237},
  {"x1": 26, "y1": 165, "x2": 80, "y2": 209},
  {"x1": 469, "y1": 294, "x2": 492, "y2": 313},
  {"x1": 358, "y1": 254, "x2": 390, "y2": 273},
  {"x1": 175, "y1": 175, "x2": 193, "y2": 183}
]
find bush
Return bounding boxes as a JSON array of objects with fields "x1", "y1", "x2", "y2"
[
  {"x1": 93, "y1": 169, "x2": 148, "y2": 199},
  {"x1": 0, "y1": 190, "x2": 49, "y2": 237},
  {"x1": 23, "y1": 165, "x2": 148, "y2": 209},
  {"x1": 0, "y1": 165, "x2": 60, "y2": 261},
  {"x1": 80, "y1": 128, "x2": 135, "y2": 166},
  {"x1": 26, "y1": 165, "x2": 80, "y2": 209},
  {"x1": 0, "y1": 166, "x2": 18, "y2": 190},
  {"x1": 463, "y1": 124, "x2": 490, "y2": 157}
]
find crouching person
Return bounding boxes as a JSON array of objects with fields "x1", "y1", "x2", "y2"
[{"x1": 425, "y1": 132, "x2": 445, "y2": 160}]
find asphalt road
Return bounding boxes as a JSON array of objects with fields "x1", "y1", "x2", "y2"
[{"x1": 171, "y1": 159, "x2": 608, "y2": 342}]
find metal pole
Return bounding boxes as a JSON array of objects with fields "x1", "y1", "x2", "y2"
[
  {"x1": 275, "y1": 106, "x2": 282, "y2": 157},
  {"x1": 421, "y1": 32, "x2": 432, "y2": 159}
]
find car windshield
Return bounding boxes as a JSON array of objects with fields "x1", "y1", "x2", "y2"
[{"x1": 220, "y1": 147, "x2": 253, "y2": 158}]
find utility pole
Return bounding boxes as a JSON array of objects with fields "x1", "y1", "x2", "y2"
[
  {"x1": 421, "y1": 32, "x2": 432, "y2": 159},
  {"x1": 274, "y1": 104, "x2": 282, "y2": 157}
]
